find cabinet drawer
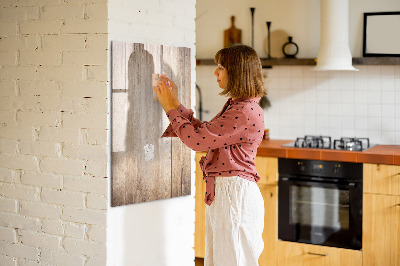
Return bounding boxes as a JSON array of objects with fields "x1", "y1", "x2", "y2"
[
  {"x1": 364, "y1": 164, "x2": 400, "y2": 196},
  {"x1": 277, "y1": 241, "x2": 362, "y2": 266},
  {"x1": 255, "y1": 156, "x2": 278, "y2": 186}
]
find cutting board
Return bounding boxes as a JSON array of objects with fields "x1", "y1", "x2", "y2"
[{"x1": 224, "y1": 16, "x2": 242, "y2": 48}]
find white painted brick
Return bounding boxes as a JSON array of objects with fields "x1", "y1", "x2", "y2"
[
  {"x1": 84, "y1": 160, "x2": 107, "y2": 177},
  {"x1": 20, "y1": 21, "x2": 61, "y2": 35},
  {"x1": 38, "y1": 96, "x2": 105, "y2": 113},
  {"x1": 0, "y1": 241, "x2": 39, "y2": 261},
  {"x1": 20, "y1": 200, "x2": 61, "y2": 219},
  {"x1": 63, "y1": 237, "x2": 106, "y2": 257},
  {"x1": 0, "y1": 255, "x2": 16, "y2": 266},
  {"x1": 0, "y1": 66, "x2": 36, "y2": 81},
  {"x1": 37, "y1": 66, "x2": 83, "y2": 82},
  {"x1": 61, "y1": 207, "x2": 106, "y2": 226},
  {"x1": 63, "y1": 144, "x2": 107, "y2": 162},
  {"x1": 0, "y1": 36, "x2": 40, "y2": 52},
  {"x1": 38, "y1": 127, "x2": 80, "y2": 144},
  {"x1": 18, "y1": 259, "x2": 41, "y2": 266},
  {"x1": 0, "y1": 110, "x2": 16, "y2": 125},
  {"x1": 0, "y1": 81, "x2": 16, "y2": 96},
  {"x1": 21, "y1": 171, "x2": 62, "y2": 189},
  {"x1": 0, "y1": 196, "x2": 17, "y2": 213},
  {"x1": 0, "y1": 212, "x2": 41, "y2": 231},
  {"x1": 19, "y1": 51, "x2": 62, "y2": 66},
  {"x1": 0, "y1": 7, "x2": 39, "y2": 22},
  {"x1": 62, "y1": 113, "x2": 107, "y2": 129},
  {"x1": 0, "y1": 183, "x2": 38, "y2": 201},
  {"x1": 63, "y1": 50, "x2": 107, "y2": 65},
  {"x1": 41, "y1": 219, "x2": 63, "y2": 236},
  {"x1": 41, "y1": 188, "x2": 85, "y2": 208},
  {"x1": 64, "y1": 222, "x2": 85, "y2": 239},
  {"x1": 85, "y1": 65, "x2": 107, "y2": 81},
  {"x1": 61, "y1": 19, "x2": 107, "y2": 34},
  {"x1": 3, "y1": 96, "x2": 40, "y2": 112},
  {"x1": 18, "y1": 80, "x2": 61, "y2": 97},
  {"x1": 0, "y1": 154, "x2": 38, "y2": 171},
  {"x1": 61, "y1": 81, "x2": 107, "y2": 98},
  {"x1": 19, "y1": 230, "x2": 61, "y2": 251},
  {"x1": 86, "y1": 193, "x2": 107, "y2": 210},
  {"x1": 0, "y1": 168, "x2": 15, "y2": 183},
  {"x1": 18, "y1": 140, "x2": 58, "y2": 157},
  {"x1": 0, "y1": 126, "x2": 34, "y2": 141},
  {"x1": 41, "y1": 4, "x2": 84, "y2": 20},
  {"x1": 42, "y1": 34, "x2": 85, "y2": 51},
  {"x1": 40, "y1": 157, "x2": 84, "y2": 176},
  {"x1": 0, "y1": 226, "x2": 17, "y2": 243},
  {"x1": 64, "y1": 175, "x2": 107, "y2": 195},
  {"x1": 40, "y1": 249, "x2": 85, "y2": 266},
  {"x1": 86, "y1": 254, "x2": 106, "y2": 266},
  {"x1": 85, "y1": 3, "x2": 107, "y2": 20},
  {"x1": 2, "y1": 0, "x2": 62, "y2": 6},
  {"x1": 0, "y1": 138, "x2": 18, "y2": 154},
  {"x1": 87, "y1": 225, "x2": 105, "y2": 243},
  {"x1": 0, "y1": 51, "x2": 17, "y2": 65},
  {"x1": 86, "y1": 129, "x2": 107, "y2": 145},
  {"x1": 85, "y1": 34, "x2": 108, "y2": 51},
  {"x1": 16, "y1": 111, "x2": 61, "y2": 127}
]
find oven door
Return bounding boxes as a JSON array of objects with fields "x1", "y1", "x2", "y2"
[{"x1": 278, "y1": 176, "x2": 362, "y2": 250}]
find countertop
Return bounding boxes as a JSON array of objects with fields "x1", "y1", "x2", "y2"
[{"x1": 256, "y1": 139, "x2": 400, "y2": 165}]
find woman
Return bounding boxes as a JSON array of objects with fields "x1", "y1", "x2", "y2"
[{"x1": 153, "y1": 44, "x2": 266, "y2": 266}]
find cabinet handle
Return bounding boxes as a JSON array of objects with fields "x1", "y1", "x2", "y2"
[{"x1": 307, "y1": 252, "x2": 328, "y2": 256}]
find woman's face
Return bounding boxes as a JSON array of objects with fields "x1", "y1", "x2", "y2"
[{"x1": 214, "y1": 64, "x2": 228, "y2": 89}]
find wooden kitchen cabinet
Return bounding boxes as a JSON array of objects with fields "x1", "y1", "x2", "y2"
[
  {"x1": 195, "y1": 152, "x2": 207, "y2": 258},
  {"x1": 255, "y1": 156, "x2": 278, "y2": 186},
  {"x1": 363, "y1": 163, "x2": 400, "y2": 266},
  {"x1": 276, "y1": 241, "x2": 362, "y2": 266},
  {"x1": 363, "y1": 193, "x2": 400, "y2": 266},
  {"x1": 364, "y1": 163, "x2": 400, "y2": 196}
]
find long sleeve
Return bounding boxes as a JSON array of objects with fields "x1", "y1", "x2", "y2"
[
  {"x1": 165, "y1": 105, "x2": 249, "y2": 152},
  {"x1": 161, "y1": 103, "x2": 203, "y2": 138}
]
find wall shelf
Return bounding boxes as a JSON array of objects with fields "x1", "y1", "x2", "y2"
[{"x1": 196, "y1": 57, "x2": 400, "y2": 67}]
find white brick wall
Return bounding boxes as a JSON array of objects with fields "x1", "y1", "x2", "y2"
[{"x1": 0, "y1": 0, "x2": 108, "y2": 265}]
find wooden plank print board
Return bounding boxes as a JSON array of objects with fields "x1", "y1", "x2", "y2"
[{"x1": 111, "y1": 41, "x2": 191, "y2": 207}]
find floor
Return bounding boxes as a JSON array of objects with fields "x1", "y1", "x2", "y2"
[{"x1": 195, "y1": 257, "x2": 204, "y2": 266}]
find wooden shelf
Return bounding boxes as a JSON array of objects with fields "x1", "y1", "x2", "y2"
[{"x1": 196, "y1": 57, "x2": 400, "y2": 67}]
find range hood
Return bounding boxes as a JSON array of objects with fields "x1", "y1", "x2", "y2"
[{"x1": 314, "y1": 0, "x2": 358, "y2": 71}]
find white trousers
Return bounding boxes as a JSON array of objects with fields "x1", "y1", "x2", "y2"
[{"x1": 205, "y1": 176, "x2": 264, "y2": 266}]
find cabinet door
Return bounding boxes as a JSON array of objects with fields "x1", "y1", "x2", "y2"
[
  {"x1": 364, "y1": 164, "x2": 400, "y2": 196},
  {"x1": 277, "y1": 241, "x2": 362, "y2": 266},
  {"x1": 259, "y1": 185, "x2": 278, "y2": 266},
  {"x1": 255, "y1": 156, "x2": 278, "y2": 186},
  {"x1": 363, "y1": 193, "x2": 400, "y2": 266},
  {"x1": 195, "y1": 152, "x2": 207, "y2": 258}
]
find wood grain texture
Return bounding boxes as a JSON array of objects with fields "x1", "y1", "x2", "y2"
[
  {"x1": 111, "y1": 42, "x2": 191, "y2": 206},
  {"x1": 364, "y1": 164, "x2": 400, "y2": 196},
  {"x1": 195, "y1": 152, "x2": 207, "y2": 258},
  {"x1": 363, "y1": 193, "x2": 400, "y2": 266},
  {"x1": 276, "y1": 241, "x2": 362, "y2": 266},
  {"x1": 255, "y1": 156, "x2": 278, "y2": 186}
]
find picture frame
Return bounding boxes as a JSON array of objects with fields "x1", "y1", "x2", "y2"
[{"x1": 363, "y1": 11, "x2": 400, "y2": 57}]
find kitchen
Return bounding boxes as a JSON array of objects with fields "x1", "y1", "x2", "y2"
[{"x1": 195, "y1": 0, "x2": 400, "y2": 265}]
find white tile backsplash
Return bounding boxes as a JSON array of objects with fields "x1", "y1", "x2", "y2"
[{"x1": 196, "y1": 65, "x2": 400, "y2": 144}]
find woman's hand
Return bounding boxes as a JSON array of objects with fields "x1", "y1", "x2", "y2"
[
  {"x1": 160, "y1": 74, "x2": 180, "y2": 108},
  {"x1": 153, "y1": 78, "x2": 175, "y2": 113}
]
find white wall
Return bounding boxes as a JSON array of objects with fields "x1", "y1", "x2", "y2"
[
  {"x1": 107, "y1": 1, "x2": 196, "y2": 266},
  {"x1": 196, "y1": 0, "x2": 400, "y2": 145},
  {"x1": 0, "y1": 1, "x2": 108, "y2": 265}
]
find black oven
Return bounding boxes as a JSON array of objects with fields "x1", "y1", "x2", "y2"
[{"x1": 278, "y1": 158, "x2": 363, "y2": 250}]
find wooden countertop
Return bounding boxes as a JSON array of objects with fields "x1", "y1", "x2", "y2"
[{"x1": 256, "y1": 139, "x2": 400, "y2": 165}]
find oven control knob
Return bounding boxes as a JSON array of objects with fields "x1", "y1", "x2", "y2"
[{"x1": 334, "y1": 164, "x2": 341, "y2": 174}]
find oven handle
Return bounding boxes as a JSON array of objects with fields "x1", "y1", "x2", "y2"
[{"x1": 280, "y1": 177, "x2": 357, "y2": 189}]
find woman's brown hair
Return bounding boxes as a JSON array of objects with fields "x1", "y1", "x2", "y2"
[{"x1": 214, "y1": 44, "x2": 266, "y2": 99}]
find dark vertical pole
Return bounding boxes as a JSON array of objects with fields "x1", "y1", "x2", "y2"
[
  {"x1": 250, "y1": 7, "x2": 255, "y2": 48},
  {"x1": 266, "y1": 21, "x2": 271, "y2": 58}
]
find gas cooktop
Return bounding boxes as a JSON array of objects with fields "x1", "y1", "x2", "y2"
[{"x1": 282, "y1": 135, "x2": 375, "y2": 151}]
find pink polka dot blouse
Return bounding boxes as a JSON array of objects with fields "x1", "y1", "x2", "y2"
[{"x1": 161, "y1": 97, "x2": 265, "y2": 205}]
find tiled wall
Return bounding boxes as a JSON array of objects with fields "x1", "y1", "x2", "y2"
[{"x1": 196, "y1": 65, "x2": 400, "y2": 145}]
